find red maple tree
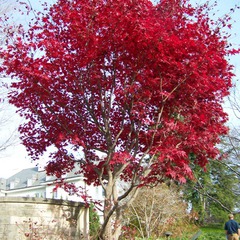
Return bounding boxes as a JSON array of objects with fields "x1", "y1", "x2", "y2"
[{"x1": 0, "y1": 0, "x2": 238, "y2": 239}]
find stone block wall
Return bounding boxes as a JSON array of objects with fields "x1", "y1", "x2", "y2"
[{"x1": 0, "y1": 197, "x2": 89, "y2": 240}]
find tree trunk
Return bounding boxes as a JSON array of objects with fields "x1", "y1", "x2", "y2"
[
  {"x1": 112, "y1": 207, "x2": 122, "y2": 240},
  {"x1": 100, "y1": 208, "x2": 122, "y2": 240},
  {"x1": 99, "y1": 196, "x2": 113, "y2": 240},
  {"x1": 99, "y1": 182, "x2": 123, "y2": 240}
]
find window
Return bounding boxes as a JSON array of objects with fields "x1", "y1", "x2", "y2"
[
  {"x1": 10, "y1": 182, "x2": 14, "y2": 189},
  {"x1": 27, "y1": 179, "x2": 32, "y2": 187},
  {"x1": 52, "y1": 191, "x2": 58, "y2": 199}
]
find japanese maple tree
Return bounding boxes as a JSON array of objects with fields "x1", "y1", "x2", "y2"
[{"x1": 0, "y1": 0, "x2": 238, "y2": 239}]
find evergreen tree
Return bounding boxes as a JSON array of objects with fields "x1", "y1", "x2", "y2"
[{"x1": 184, "y1": 156, "x2": 240, "y2": 225}]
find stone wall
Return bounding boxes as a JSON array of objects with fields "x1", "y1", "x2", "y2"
[{"x1": 0, "y1": 197, "x2": 89, "y2": 240}]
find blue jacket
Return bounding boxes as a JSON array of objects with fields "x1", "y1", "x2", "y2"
[{"x1": 224, "y1": 219, "x2": 239, "y2": 234}]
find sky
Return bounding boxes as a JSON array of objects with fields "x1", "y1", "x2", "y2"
[{"x1": 0, "y1": 0, "x2": 240, "y2": 178}]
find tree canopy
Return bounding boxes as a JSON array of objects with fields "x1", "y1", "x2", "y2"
[{"x1": 0, "y1": 0, "x2": 238, "y2": 238}]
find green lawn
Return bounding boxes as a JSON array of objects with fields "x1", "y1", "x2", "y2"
[
  {"x1": 135, "y1": 226, "x2": 227, "y2": 240},
  {"x1": 197, "y1": 227, "x2": 226, "y2": 240}
]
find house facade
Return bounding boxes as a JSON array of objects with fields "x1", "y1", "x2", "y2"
[{"x1": 0, "y1": 166, "x2": 104, "y2": 220}]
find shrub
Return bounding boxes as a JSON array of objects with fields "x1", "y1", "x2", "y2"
[{"x1": 89, "y1": 204, "x2": 101, "y2": 239}]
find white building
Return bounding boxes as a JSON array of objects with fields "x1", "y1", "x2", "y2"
[{"x1": 0, "y1": 166, "x2": 104, "y2": 219}]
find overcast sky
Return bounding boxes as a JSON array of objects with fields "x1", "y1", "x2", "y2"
[{"x1": 0, "y1": 0, "x2": 239, "y2": 178}]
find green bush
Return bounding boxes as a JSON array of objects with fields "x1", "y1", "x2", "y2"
[{"x1": 89, "y1": 204, "x2": 101, "y2": 239}]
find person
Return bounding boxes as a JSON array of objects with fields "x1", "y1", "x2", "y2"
[{"x1": 224, "y1": 214, "x2": 240, "y2": 240}]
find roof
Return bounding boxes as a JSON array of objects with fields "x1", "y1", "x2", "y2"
[
  {"x1": 5, "y1": 167, "x2": 46, "y2": 190},
  {"x1": 2, "y1": 165, "x2": 82, "y2": 191}
]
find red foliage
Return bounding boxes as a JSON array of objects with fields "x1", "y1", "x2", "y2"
[{"x1": 0, "y1": 0, "x2": 236, "y2": 187}]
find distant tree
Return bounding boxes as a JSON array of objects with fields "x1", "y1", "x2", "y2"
[
  {"x1": 219, "y1": 130, "x2": 240, "y2": 207},
  {"x1": 0, "y1": 0, "x2": 20, "y2": 45},
  {"x1": 227, "y1": 85, "x2": 240, "y2": 125},
  {"x1": 0, "y1": 0, "x2": 238, "y2": 239},
  {"x1": 0, "y1": 0, "x2": 25, "y2": 156},
  {"x1": 123, "y1": 183, "x2": 191, "y2": 239},
  {"x1": 184, "y1": 156, "x2": 239, "y2": 225},
  {"x1": 222, "y1": 86, "x2": 240, "y2": 179},
  {"x1": 0, "y1": 81, "x2": 20, "y2": 156},
  {"x1": 209, "y1": 157, "x2": 240, "y2": 220}
]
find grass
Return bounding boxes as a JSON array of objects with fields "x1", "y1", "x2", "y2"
[
  {"x1": 135, "y1": 226, "x2": 226, "y2": 239},
  {"x1": 197, "y1": 226, "x2": 226, "y2": 240}
]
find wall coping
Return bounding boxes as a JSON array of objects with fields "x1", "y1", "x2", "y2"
[{"x1": 0, "y1": 196, "x2": 85, "y2": 207}]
